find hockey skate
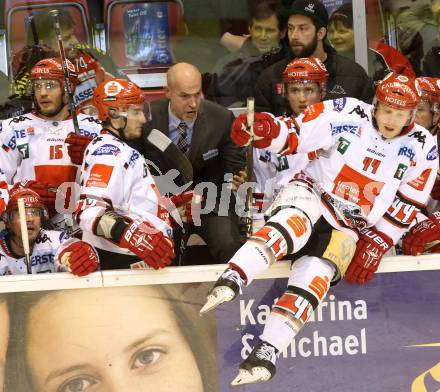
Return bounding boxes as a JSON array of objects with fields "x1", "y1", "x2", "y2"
[
  {"x1": 231, "y1": 340, "x2": 278, "y2": 387},
  {"x1": 200, "y1": 267, "x2": 245, "y2": 315}
]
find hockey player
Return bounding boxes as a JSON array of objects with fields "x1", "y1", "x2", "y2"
[
  {"x1": 251, "y1": 57, "x2": 328, "y2": 227},
  {"x1": 200, "y1": 73, "x2": 438, "y2": 385},
  {"x1": 0, "y1": 57, "x2": 101, "y2": 230},
  {"x1": 0, "y1": 188, "x2": 99, "y2": 276},
  {"x1": 415, "y1": 77, "x2": 440, "y2": 135},
  {"x1": 74, "y1": 78, "x2": 175, "y2": 270}
]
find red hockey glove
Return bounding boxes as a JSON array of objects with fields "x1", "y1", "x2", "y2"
[
  {"x1": 231, "y1": 112, "x2": 280, "y2": 148},
  {"x1": 65, "y1": 133, "x2": 93, "y2": 165},
  {"x1": 345, "y1": 228, "x2": 393, "y2": 285},
  {"x1": 119, "y1": 220, "x2": 175, "y2": 269},
  {"x1": 402, "y1": 212, "x2": 440, "y2": 255},
  {"x1": 59, "y1": 241, "x2": 99, "y2": 277},
  {"x1": 431, "y1": 176, "x2": 440, "y2": 201},
  {"x1": 168, "y1": 191, "x2": 201, "y2": 224},
  {"x1": 12, "y1": 180, "x2": 57, "y2": 206}
]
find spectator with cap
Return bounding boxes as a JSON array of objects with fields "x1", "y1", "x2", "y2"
[{"x1": 254, "y1": 0, "x2": 374, "y2": 116}]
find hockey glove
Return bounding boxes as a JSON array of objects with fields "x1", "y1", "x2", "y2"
[
  {"x1": 65, "y1": 133, "x2": 93, "y2": 165},
  {"x1": 167, "y1": 191, "x2": 201, "y2": 224},
  {"x1": 12, "y1": 180, "x2": 57, "y2": 206},
  {"x1": 345, "y1": 228, "x2": 393, "y2": 285},
  {"x1": 402, "y1": 212, "x2": 440, "y2": 255},
  {"x1": 59, "y1": 241, "x2": 99, "y2": 277},
  {"x1": 119, "y1": 220, "x2": 175, "y2": 269},
  {"x1": 431, "y1": 176, "x2": 440, "y2": 201},
  {"x1": 231, "y1": 112, "x2": 280, "y2": 148}
]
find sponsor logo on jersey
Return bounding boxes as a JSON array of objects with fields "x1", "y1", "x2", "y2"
[
  {"x1": 31, "y1": 253, "x2": 55, "y2": 266},
  {"x1": 366, "y1": 147, "x2": 385, "y2": 158},
  {"x1": 79, "y1": 128, "x2": 99, "y2": 138},
  {"x1": 393, "y1": 163, "x2": 408, "y2": 180},
  {"x1": 332, "y1": 97, "x2": 347, "y2": 112},
  {"x1": 26, "y1": 127, "x2": 34, "y2": 135},
  {"x1": 127, "y1": 150, "x2": 140, "y2": 167},
  {"x1": 398, "y1": 146, "x2": 415, "y2": 160},
  {"x1": 408, "y1": 168, "x2": 432, "y2": 191},
  {"x1": 14, "y1": 129, "x2": 26, "y2": 139},
  {"x1": 426, "y1": 145, "x2": 438, "y2": 161},
  {"x1": 36, "y1": 233, "x2": 52, "y2": 244},
  {"x1": 259, "y1": 150, "x2": 272, "y2": 163},
  {"x1": 92, "y1": 144, "x2": 121, "y2": 156},
  {"x1": 86, "y1": 164, "x2": 114, "y2": 188},
  {"x1": 337, "y1": 137, "x2": 351, "y2": 154},
  {"x1": 408, "y1": 131, "x2": 426, "y2": 148},
  {"x1": 348, "y1": 105, "x2": 369, "y2": 120},
  {"x1": 7, "y1": 136, "x2": 16, "y2": 150},
  {"x1": 331, "y1": 122, "x2": 360, "y2": 136},
  {"x1": 17, "y1": 143, "x2": 29, "y2": 159}
]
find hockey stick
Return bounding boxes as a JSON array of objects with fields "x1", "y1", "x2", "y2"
[
  {"x1": 49, "y1": 9, "x2": 80, "y2": 135},
  {"x1": 147, "y1": 128, "x2": 193, "y2": 185},
  {"x1": 244, "y1": 97, "x2": 255, "y2": 237},
  {"x1": 17, "y1": 198, "x2": 32, "y2": 274},
  {"x1": 147, "y1": 128, "x2": 194, "y2": 266}
]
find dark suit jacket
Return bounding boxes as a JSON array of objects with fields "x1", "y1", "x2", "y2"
[{"x1": 131, "y1": 98, "x2": 245, "y2": 195}]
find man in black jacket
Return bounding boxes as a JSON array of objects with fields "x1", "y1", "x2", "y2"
[
  {"x1": 255, "y1": 0, "x2": 374, "y2": 115},
  {"x1": 131, "y1": 63, "x2": 246, "y2": 264}
]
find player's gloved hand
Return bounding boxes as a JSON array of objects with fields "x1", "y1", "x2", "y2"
[
  {"x1": 119, "y1": 220, "x2": 175, "y2": 269},
  {"x1": 11, "y1": 180, "x2": 57, "y2": 206},
  {"x1": 231, "y1": 112, "x2": 280, "y2": 148},
  {"x1": 65, "y1": 133, "x2": 93, "y2": 165},
  {"x1": 59, "y1": 241, "x2": 99, "y2": 277},
  {"x1": 345, "y1": 228, "x2": 393, "y2": 285},
  {"x1": 402, "y1": 212, "x2": 440, "y2": 255},
  {"x1": 431, "y1": 176, "x2": 440, "y2": 201},
  {"x1": 168, "y1": 191, "x2": 202, "y2": 224}
]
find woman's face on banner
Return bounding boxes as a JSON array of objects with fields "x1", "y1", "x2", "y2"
[{"x1": 25, "y1": 287, "x2": 204, "y2": 392}]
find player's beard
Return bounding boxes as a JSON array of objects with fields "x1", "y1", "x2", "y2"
[{"x1": 290, "y1": 33, "x2": 318, "y2": 58}]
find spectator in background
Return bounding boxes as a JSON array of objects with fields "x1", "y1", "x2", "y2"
[
  {"x1": 327, "y1": 4, "x2": 354, "y2": 58},
  {"x1": 423, "y1": 0, "x2": 440, "y2": 77},
  {"x1": 254, "y1": 0, "x2": 374, "y2": 116},
  {"x1": 326, "y1": 4, "x2": 415, "y2": 85},
  {"x1": 131, "y1": 63, "x2": 245, "y2": 264},
  {"x1": 12, "y1": 8, "x2": 125, "y2": 113},
  {"x1": 208, "y1": 1, "x2": 286, "y2": 107}
]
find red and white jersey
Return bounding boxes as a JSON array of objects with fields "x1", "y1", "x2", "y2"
[
  {"x1": 76, "y1": 130, "x2": 172, "y2": 255},
  {"x1": 0, "y1": 112, "x2": 101, "y2": 230},
  {"x1": 0, "y1": 112, "x2": 101, "y2": 185},
  {"x1": 267, "y1": 97, "x2": 439, "y2": 242},
  {"x1": 0, "y1": 229, "x2": 75, "y2": 275},
  {"x1": 72, "y1": 50, "x2": 106, "y2": 111}
]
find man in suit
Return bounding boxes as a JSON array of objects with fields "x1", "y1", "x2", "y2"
[{"x1": 131, "y1": 62, "x2": 245, "y2": 264}]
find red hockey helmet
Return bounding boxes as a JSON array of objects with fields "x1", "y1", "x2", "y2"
[
  {"x1": 374, "y1": 72, "x2": 421, "y2": 110},
  {"x1": 30, "y1": 57, "x2": 78, "y2": 90},
  {"x1": 5, "y1": 188, "x2": 49, "y2": 220},
  {"x1": 416, "y1": 77, "x2": 440, "y2": 105},
  {"x1": 282, "y1": 57, "x2": 329, "y2": 93},
  {"x1": 93, "y1": 78, "x2": 146, "y2": 121}
]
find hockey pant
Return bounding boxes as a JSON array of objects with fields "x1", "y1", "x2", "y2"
[{"x1": 228, "y1": 183, "x2": 357, "y2": 352}]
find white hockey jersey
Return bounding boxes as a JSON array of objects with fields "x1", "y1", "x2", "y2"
[
  {"x1": 266, "y1": 97, "x2": 439, "y2": 242},
  {"x1": 76, "y1": 130, "x2": 172, "y2": 255},
  {"x1": 0, "y1": 112, "x2": 101, "y2": 230},
  {"x1": 0, "y1": 229, "x2": 74, "y2": 275}
]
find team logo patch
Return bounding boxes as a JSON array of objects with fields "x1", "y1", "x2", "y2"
[
  {"x1": 104, "y1": 80, "x2": 124, "y2": 96},
  {"x1": 332, "y1": 97, "x2": 346, "y2": 112},
  {"x1": 92, "y1": 144, "x2": 121, "y2": 156},
  {"x1": 426, "y1": 145, "x2": 438, "y2": 161}
]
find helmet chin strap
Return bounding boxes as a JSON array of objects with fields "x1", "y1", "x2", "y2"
[{"x1": 110, "y1": 115, "x2": 128, "y2": 141}]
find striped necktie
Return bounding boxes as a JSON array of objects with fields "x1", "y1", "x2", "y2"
[{"x1": 177, "y1": 121, "x2": 189, "y2": 155}]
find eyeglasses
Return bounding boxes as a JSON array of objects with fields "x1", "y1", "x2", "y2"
[{"x1": 32, "y1": 81, "x2": 61, "y2": 91}]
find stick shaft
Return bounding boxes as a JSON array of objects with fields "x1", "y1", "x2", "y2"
[
  {"x1": 50, "y1": 9, "x2": 80, "y2": 135},
  {"x1": 17, "y1": 198, "x2": 32, "y2": 274},
  {"x1": 245, "y1": 97, "x2": 255, "y2": 237}
]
